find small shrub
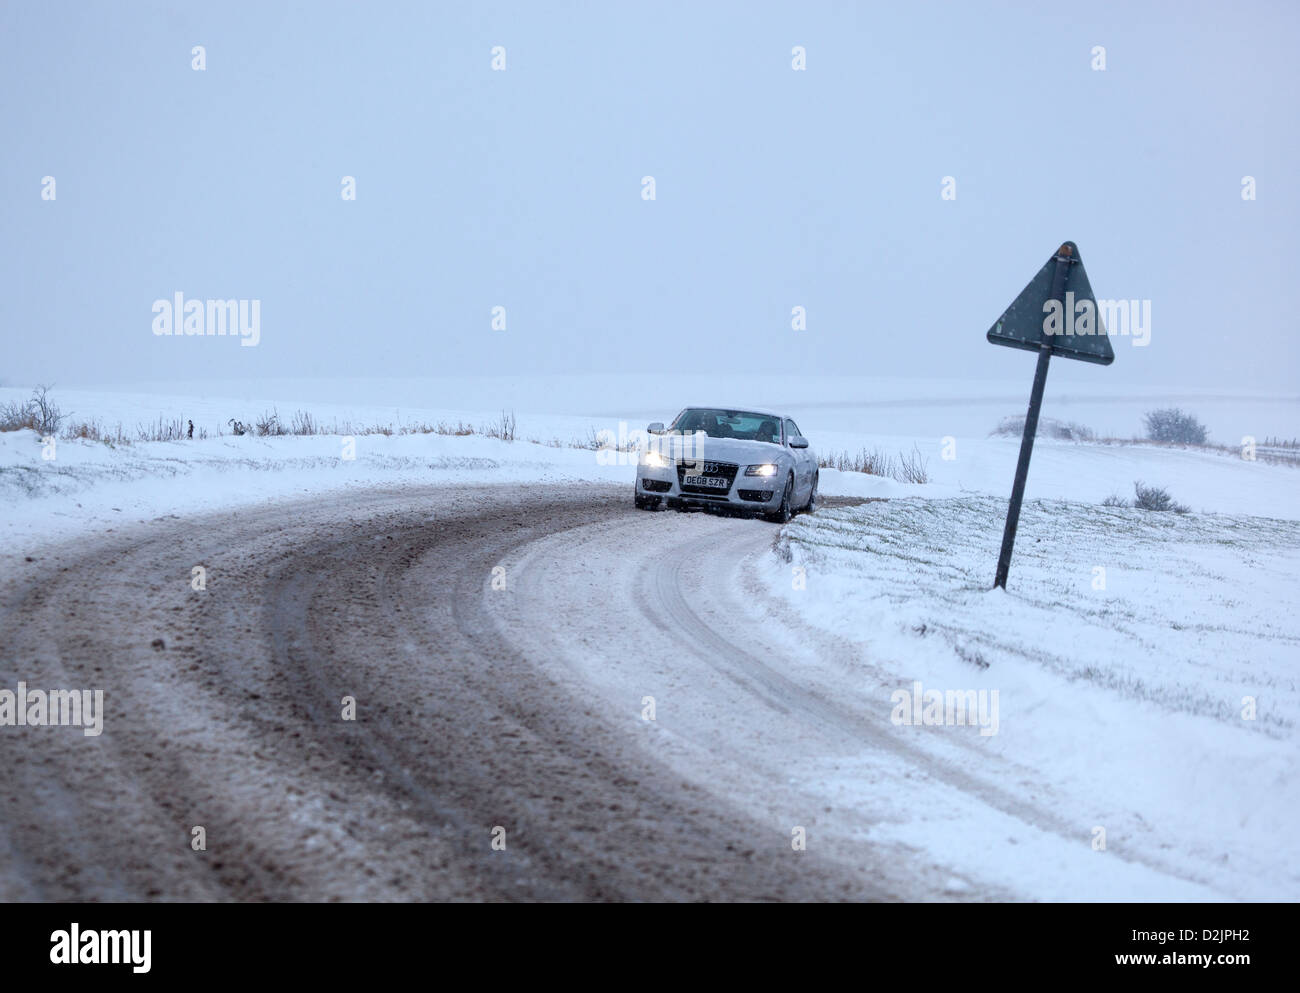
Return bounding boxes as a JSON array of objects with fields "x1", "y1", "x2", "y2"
[
  {"x1": 1143, "y1": 408, "x2": 1208, "y2": 445},
  {"x1": 585, "y1": 425, "x2": 638, "y2": 453},
  {"x1": 290, "y1": 410, "x2": 319, "y2": 435},
  {"x1": 818, "y1": 445, "x2": 929, "y2": 483},
  {"x1": 484, "y1": 410, "x2": 516, "y2": 442},
  {"x1": 819, "y1": 447, "x2": 893, "y2": 476},
  {"x1": 255, "y1": 409, "x2": 285, "y2": 436},
  {"x1": 1132, "y1": 480, "x2": 1189, "y2": 514},
  {"x1": 1101, "y1": 493, "x2": 1129, "y2": 507},
  {"x1": 29, "y1": 385, "x2": 65, "y2": 435},
  {"x1": 897, "y1": 444, "x2": 930, "y2": 484},
  {"x1": 62, "y1": 420, "x2": 131, "y2": 445},
  {"x1": 0, "y1": 400, "x2": 35, "y2": 432},
  {"x1": 993, "y1": 415, "x2": 1095, "y2": 442},
  {"x1": 0, "y1": 385, "x2": 65, "y2": 435},
  {"x1": 136, "y1": 416, "x2": 187, "y2": 442}
]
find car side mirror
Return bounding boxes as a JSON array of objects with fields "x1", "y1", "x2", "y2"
[
  {"x1": 789, "y1": 436, "x2": 810, "y2": 449},
  {"x1": 647, "y1": 422, "x2": 665, "y2": 435}
]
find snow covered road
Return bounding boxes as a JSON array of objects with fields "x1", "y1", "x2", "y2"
[
  {"x1": 0, "y1": 484, "x2": 902, "y2": 900},
  {"x1": 4, "y1": 480, "x2": 1277, "y2": 900}
]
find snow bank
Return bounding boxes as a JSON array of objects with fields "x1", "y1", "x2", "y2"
[
  {"x1": 0, "y1": 428, "x2": 634, "y2": 554},
  {"x1": 765, "y1": 495, "x2": 1300, "y2": 899}
]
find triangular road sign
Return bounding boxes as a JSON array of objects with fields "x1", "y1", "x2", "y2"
[{"x1": 987, "y1": 241, "x2": 1115, "y2": 366}]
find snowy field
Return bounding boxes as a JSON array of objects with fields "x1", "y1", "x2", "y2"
[
  {"x1": 763, "y1": 496, "x2": 1300, "y2": 900},
  {"x1": 2, "y1": 375, "x2": 1297, "y2": 551},
  {"x1": 4, "y1": 373, "x2": 1297, "y2": 449}
]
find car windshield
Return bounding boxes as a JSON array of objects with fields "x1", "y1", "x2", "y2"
[{"x1": 671, "y1": 408, "x2": 781, "y2": 444}]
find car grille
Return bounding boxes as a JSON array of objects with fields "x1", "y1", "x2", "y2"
[
  {"x1": 676, "y1": 459, "x2": 738, "y2": 495},
  {"x1": 641, "y1": 478, "x2": 672, "y2": 493}
]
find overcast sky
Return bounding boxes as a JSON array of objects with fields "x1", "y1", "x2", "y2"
[{"x1": 2, "y1": 0, "x2": 1296, "y2": 392}]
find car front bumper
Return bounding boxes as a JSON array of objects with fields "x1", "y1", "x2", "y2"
[{"x1": 636, "y1": 466, "x2": 778, "y2": 509}]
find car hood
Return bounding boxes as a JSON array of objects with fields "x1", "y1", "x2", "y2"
[{"x1": 657, "y1": 434, "x2": 789, "y2": 467}]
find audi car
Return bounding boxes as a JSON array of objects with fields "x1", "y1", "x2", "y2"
[{"x1": 634, "y1": 407, "x2": 818, "y2": 522}]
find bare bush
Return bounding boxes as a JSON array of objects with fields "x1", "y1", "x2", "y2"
[
  {"x1": 255, "y1": 409, "x2": 286, "y2": 436},
  {"x1": 1143, "y1": 408, "x2": 1208, "y2": 445},
  {"x1": 222, "y1": 413, "x2": 506, "y2": 439},
  {"x1": 62, "y1": 420, "x2": 132, "y2": 445},
  {"x1": 433, "y1": 420, "x2": 476, "y2": 436},
  {"x1": 819, "y1": 447, "x2": 893, "y2": 476},
  {"x1": 29, "y1": 385, "x2": 65, "y2": 435},
  {"x1": 484, "y1": 410, "x2": 516, "y2": 442},
  {"x1": 819, "y1": 445, "x2": 929, "y2": 483},
  {"x1": 585, "y1": 425, "x2": 638, "y2": 453},
  {"x1": 1101, "y1": 493, "x2": 1129, "y2": 507},
  {"x1": 136, "y1": 417, "x2": 187, "y2": 442},
  {"x1": 289, "y1": 410, "x2": 319, "y2": 435},
  {"x1": 1133, "y1": 480, "x2": 1189, "y2": 513},
  {"x1": 0, "y1": 400, "x2": 35, "y2": 432},
  {"x1": 897, "y1": 444, "x2": 930, "y2": 484},
  {"x1": 0, "y1": 385, "x2": 65, "y2": 435}
]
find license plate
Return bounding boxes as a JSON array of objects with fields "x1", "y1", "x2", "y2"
[{"x1": 684, "y1": 475, "x2": 728, "y2": 489}]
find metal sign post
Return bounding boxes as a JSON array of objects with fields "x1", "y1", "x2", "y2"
[{"x1": 987, "y1": 242, "x2": 1114, "y2": 590}]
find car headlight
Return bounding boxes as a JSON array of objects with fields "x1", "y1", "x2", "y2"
[
  {"x1": 745, "y1": 463, "x2": 778, "y2": 477},
  {"x1": 642, "y1": 450, "x2": 671, "y2": 468}
]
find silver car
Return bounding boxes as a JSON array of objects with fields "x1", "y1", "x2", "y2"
[{"x1": 634, "y1": 407, "x2": 819, "y2": 522}]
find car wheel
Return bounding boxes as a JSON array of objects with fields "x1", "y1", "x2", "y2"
[
  {"x1": 766, "y1": 473, "x2": 795, "y2": 524},
  {"x1": 802, "y1": 470, "x2": 819, "y2": 513}
]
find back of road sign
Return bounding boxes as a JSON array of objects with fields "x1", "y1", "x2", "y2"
[{"x1": 986, "y1": 241, "x2": 1115, "y2": 366}]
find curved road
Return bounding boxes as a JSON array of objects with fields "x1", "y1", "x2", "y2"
[{"x1": 1, "y1": 483, "x2": 1035, "y2": 900}]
